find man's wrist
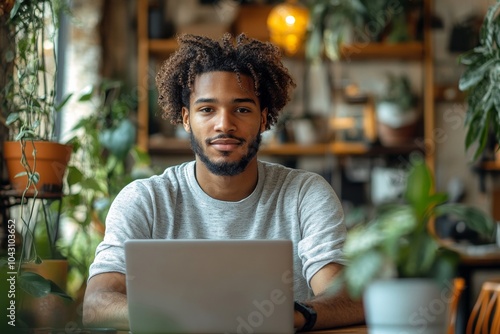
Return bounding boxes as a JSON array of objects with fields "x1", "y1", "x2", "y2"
[
  {"x1": 294, "y1": 309, "x2": 306, "y2": 330},
  {"x1": 294, "y1": 301, "x2": 317, "y2": 331}
]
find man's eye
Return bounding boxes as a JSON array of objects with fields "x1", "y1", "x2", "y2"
[
  {"x1": 236, "y1": 108, "x2": 251, "y2": 113},
  {"x1": 200, "y1": 107, "x2": 213, "y2": 113}
]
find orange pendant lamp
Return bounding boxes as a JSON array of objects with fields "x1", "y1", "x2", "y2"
[{"x1": 267, "y1": 0, "x2": 309, "y2": 56}]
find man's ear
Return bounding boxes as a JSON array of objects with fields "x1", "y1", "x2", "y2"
[
  {"x1": 182, "y1": 107, "x2": 190, "y2": 132},
  {"x1": 260, "y1": 108, "x2": 268, "y2": 132}
]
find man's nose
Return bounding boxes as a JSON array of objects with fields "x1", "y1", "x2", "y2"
[{"x1": 214, "y1": 110, "x2": 236, "y2": 133}]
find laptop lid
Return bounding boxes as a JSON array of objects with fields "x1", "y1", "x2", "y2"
[{"x1": 125, "y1": 239, "x2": 294, "y2": 334}]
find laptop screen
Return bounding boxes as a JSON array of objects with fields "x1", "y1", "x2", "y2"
[{"x1": 125, "y1": 239, "x2": 294, "y2": 334}]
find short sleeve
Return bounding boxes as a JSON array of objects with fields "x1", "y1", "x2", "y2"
[
  {"x1": 88, "y1": 180, "x2": 154, "y2": 280},
  {"x1": 296, "y1": 174, "x2": 347, "y2": 287}
]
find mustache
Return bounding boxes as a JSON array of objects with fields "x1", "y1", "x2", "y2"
[{"x1": 206, "y1": 134, "x2": 246, "y2": 144}]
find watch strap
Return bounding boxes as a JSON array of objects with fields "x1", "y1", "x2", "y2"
[{"x1": 294, "y1": 301, "x2": 317, "y2": 331}]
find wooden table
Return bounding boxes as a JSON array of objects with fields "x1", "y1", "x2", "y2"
[
  {"x1": 113, "y1": 325, "x2": 368, "y2": 334},
  {"x1": 305, "y1": 325, "x2": 367, "y2": 333}
]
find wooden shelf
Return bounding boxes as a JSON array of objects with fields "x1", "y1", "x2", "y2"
[
  {"x1": 340, "y1": 42, "x2": 424, "y2": 61},
  {"x1": 148, "y1": 136, "x2": 192, "y2": 156},
  {"x1": 262, "y1": 142, "x2": 384, "y2": 156},
  {"x1": 149, "y1": 38, "x2": 178, "y2": 56},
  {"x1": 329, "y1": 142, "x2": 368, "y2": 155},
  {"x1": 434, "y1": 84, "x2": 466, "y2": 103},
  {"x1": 480, "y1": 161, "x2": 500, "y2": 171},
  {"x1": 260, "y1": 143, "x2": 328, "y2": 156},
  {"x1": 147, "y1": 40, "x2": 424, "y2": 61}
]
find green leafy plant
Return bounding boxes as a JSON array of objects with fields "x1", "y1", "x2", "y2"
[
  {"x1": 380, "y1": 73, "x2": 415, "y2": 112},
  {"x1": 58, "y1": 79, "x2": 154, "y2": 296},
  {"x1": 458, "y1": 0, "x2": 500, "y2": 161},
  {"x1": 2, "y1": 0, "x2": 70, "y2": 142},
  {"x1": 339, "y1": 155, "x2": 495, "y2": 298}
]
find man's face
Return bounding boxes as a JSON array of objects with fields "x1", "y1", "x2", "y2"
[{"x1": 182, "y1": 71, "x2": 267, "y2": 176}]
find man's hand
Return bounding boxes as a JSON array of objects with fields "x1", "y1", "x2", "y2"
[
  {"x1": 295, "y1": 263, "x2": 365, "y2": 331},
  {"x1": 83, "y1": 272, "x2": 129, "y2": 330},
  {"x1": 294, "y1": 308, "x2": 307, "y2": 330}
]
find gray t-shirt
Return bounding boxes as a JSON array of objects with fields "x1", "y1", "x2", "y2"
[{"x1": 89, "y1": 160, "x2": 346, "y2": 301}]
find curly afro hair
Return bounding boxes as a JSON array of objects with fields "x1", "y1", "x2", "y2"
[{"x1": 155, "y1": 33, "x2": 296, "y2": 130}]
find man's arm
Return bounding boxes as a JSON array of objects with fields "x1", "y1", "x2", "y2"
[
  {"x1": 294, "y1": 263, "x2": 365, "y2": 330},
  {"x1": 83, "y1": 272, "x2": 130, "y2": 330}
]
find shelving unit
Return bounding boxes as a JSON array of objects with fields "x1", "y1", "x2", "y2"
[{"x1": 136, "y1": 0, "x2": 436, "y2": 173}]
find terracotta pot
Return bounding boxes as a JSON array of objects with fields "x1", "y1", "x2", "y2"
[
  {"x1": 20, "y1": 259, "x2": 72, "y2": 328},
  {"x1": 3, "y1": 141, "x2": 72, "y2": 195},
  {"x1": 377, "y1": 121, "x2": 418, "y2": 147}
]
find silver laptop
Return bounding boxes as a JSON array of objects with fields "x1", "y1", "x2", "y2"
[{"x1": 125, "y1": 239, "x2": 294, "y2": 334}]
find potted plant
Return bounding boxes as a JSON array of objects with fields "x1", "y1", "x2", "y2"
[
  {"x1": 305, "y1": 0, "x2": 366, "y2": 61},
  {"x1": 375, "y1": 73, "x2": 420, "y2": 146},
  {"x1": 2, "y1": 0, "x2": 72, "y2": 196},
  {"x1": 0, "y1": 0, "x2": 73, "y2": 329},
  {"x1": 458, "y1": 0, "x2": 500, "y2": 161},
  {"x1": 335, "y1": 154, "x2": 495, "y2": 333}
]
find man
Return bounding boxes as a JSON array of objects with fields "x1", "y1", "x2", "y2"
[{"x1": 83, "y1": 33, "x2": 364, "y2": 331}]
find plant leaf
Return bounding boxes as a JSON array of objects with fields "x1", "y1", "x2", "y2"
[
  {"x1": 80, "y1": 177, "x2": 105, "y2": 193},
  {"x1": 48, "y1": 280, "x2": 73, "y2": 301},
  {"x1": 400, "y1": 233, "x2": 438, "y2": 277},
  {"x1": 345, "y1": 251, "x2": 385, "y2": 298},
  {"x1": 458, "y1": 49, "x2": 485, "y2": 66},
  {"x1": 479, "y1": 2, "x2": 500, "y2": 49},
  {"x1": 31, "y1": 172, "x2": 40, "y2": 185},
  {"x1": 67, "y1": 166, "x2": 84, "y2": 187},
  {"x1": 429, "y1": 248, "x2": 460, "y2": 284},
  {"x1": 14, "y1": 171, "x2": 28, "y2": 178},
  {"x1": 19, "y1": 272, "x2": 51, "y2": 298},
  {"x1": 55, "y1": 93, "x2": 73, "y2": 111},
  {"x1": 473, "y1": 111, "x2": 491, "y2": 161},
  {"x1": 344, "y1": 223, "x2": 384, "y2": 256},
  {"x1": 77, "y1": 85, "x2": 94, "y2": 102},
  {"x1": 458, "y1": 58, "x2": 495, "y2": 91},
  {"x1": 465, "y1": 110, "x2": 482, "y2": 150},
  {"x1": 434, "y1": 204, "x2": 495, "y2": 239},
  {"x1": 9, "y1": 0, "x2": 22, "y2": 19},
  {"x1": 404, "y1": 157, "x2": 433, "y2": 219},
  {"x1": 6, "y1": 113, "x2": 20, "y2": 125}
]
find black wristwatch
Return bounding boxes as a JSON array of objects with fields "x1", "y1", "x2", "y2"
[{"x1": 294, "y1": 301, "x2": 317, "y2": 331}]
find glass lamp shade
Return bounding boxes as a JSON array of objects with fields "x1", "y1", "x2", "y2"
[{"x1": 267, "y1": 1, "x2": 309, "y2": 55}]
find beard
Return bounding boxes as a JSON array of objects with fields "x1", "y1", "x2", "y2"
[{"x1": 189, "y1": 130, "x2": 262, "y2": 176}]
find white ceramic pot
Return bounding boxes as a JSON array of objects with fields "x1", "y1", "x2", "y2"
[
  {"x1": 376, "y1": 101, "x2": 419, "y2": 128},
  {"x1": 364, "y1": 279, "x2": 451, "y2": 334},
  {"x1": 292, "y1": 119, "x2": 317, "y2": 145}
]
